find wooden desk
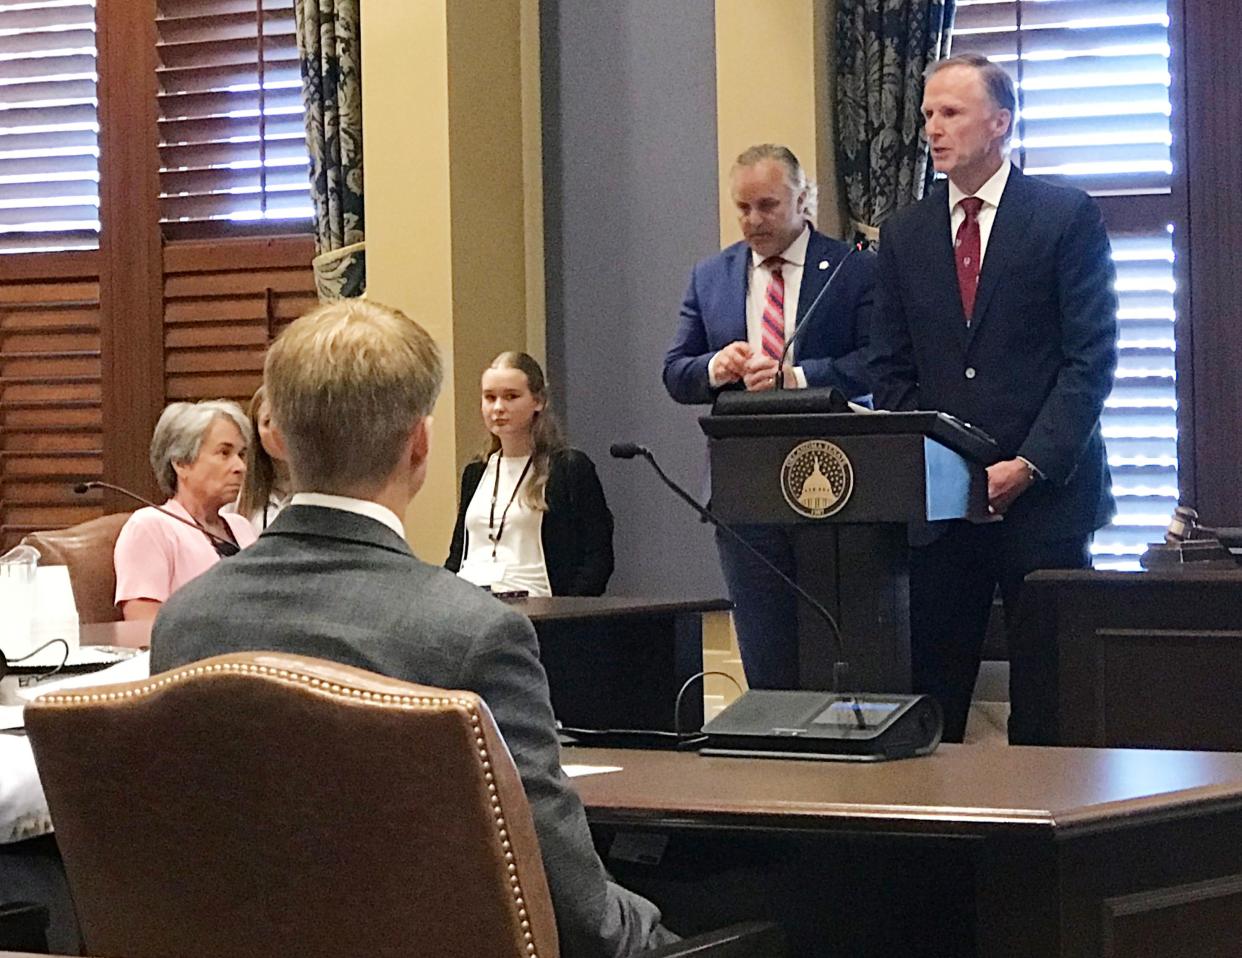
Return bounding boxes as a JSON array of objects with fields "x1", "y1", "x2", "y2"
[
  {"x1": 570, "y1": 745, "x2": 1242, "y2": 957},
  {"x1": 1018, "y1": 567, "x2": 1242, "y2": 748},
  {"x1": 515, "y1": 597, "x2": 729, "y2": 733},
  {"x1": 80, "y1": 597, "x2": 730, "y2": 733}
]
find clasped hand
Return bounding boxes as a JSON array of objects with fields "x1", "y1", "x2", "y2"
[{"x1": 711, "y1": 341, "x2": 793, "y2": 391}]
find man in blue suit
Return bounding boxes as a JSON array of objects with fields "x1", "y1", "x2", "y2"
[
  {"x1": 870, "y1": 55, "x2": 1118, "y2": 743},
  {"x1": 664, "y1": 143, "x2": 876, "y2": 690}
]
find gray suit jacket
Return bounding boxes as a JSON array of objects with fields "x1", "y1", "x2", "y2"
[{"x1": 151, "y1": 504, "x2": 667, "y2": 958}]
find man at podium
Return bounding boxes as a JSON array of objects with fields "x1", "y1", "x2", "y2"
[
  {"x1": 869, "y1": 55, "x2": 1118, "y2": 742},
  {"x1": 664, "y1": 143, "x2": 876, "y2": 690}
]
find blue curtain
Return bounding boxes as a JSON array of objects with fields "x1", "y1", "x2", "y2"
[
  {"x1": 835, "y1": 0, "x2": 955, "y2": 245},
  {"x1": 295, "y1": 0, "x2": 365, "y2": 300}
]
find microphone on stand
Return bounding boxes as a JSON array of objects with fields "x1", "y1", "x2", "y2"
[
  {"x1": 73, "y1": 481, "x2": 240, "y2": 557},
  {"x1": 611, "y1": 442, "x2": 943, "y2": 761},
  {"x1": 610, "y1": 442, "x2": 860, "y2": 722},
  {"x1": 774, "y1": 242, "x2": 864, "y2": 391}
]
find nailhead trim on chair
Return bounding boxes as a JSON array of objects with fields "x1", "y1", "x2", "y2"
[{"x1": 37, "y1": 660, "x2": 544, "y2": 958}]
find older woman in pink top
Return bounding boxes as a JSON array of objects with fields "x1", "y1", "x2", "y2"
[{"x1": 114, "y1": 400, "x2": 258, "y2": 621}]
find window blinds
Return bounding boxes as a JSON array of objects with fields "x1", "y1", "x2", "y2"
[
  {"x1": 0, "y1": 0, "x2": 100, "y2": 254},
  {"x1": 155, "y1": 0, "x2": 312, "y2": 238}
]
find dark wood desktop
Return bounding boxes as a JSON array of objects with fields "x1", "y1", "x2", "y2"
[{"x1": 570, "y1": 745, "x2": 1242, "y2": 958}]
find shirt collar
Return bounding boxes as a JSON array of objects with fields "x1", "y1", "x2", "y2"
[
  {"x1": 288, "y1": 492, "x2": 406, "y2": 539},
  {"x1": 750, "y1": 223, "x2": 811, "y2": 269},
  {"x1": 947, "y1": 160, "x2": 1012, "y2": 214}
]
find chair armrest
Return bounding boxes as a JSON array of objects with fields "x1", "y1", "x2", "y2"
[{"x1": 647, "y1": 920, "x2": 785, "y2": 957}]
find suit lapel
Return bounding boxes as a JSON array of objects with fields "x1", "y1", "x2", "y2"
[
  {"x1": 920, "y1": 184, "x2": 970, "y2": 352},
  {"x1": 724, "y1": 243, "x2": 749, "y2": 343},
  {"x1": 965, "y1": 166, "x2": 1034, "y2": 351},
  {"x1": 795, "y1": 230, "x2": 830, "y2": 324}
]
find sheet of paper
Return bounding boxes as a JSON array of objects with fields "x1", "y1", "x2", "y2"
[{"x1": 562, "y1": 764, "x2": 623, "y2": 778}]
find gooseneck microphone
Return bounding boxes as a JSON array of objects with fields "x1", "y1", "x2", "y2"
[
  {"x1": 610, "y1": 442, "x2": 861, "y2": 726},
  {"x1": 774, "y1": 242, "x2": 863, "y2": 391},
  {"x1": 73, "y1": 480, "x2": 240, "y2": 557}
]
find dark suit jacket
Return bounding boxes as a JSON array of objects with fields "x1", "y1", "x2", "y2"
[
  {"x1": 151, "y1": 505, "x2": 665, "y2": 958},
  {"x1": 446, "y1": 448, "x2": 614, "y2": 596},
  {"x1": 663, "y1": 228, "x2": 876, "y2": 404},
  {"x1": 870, "y1": 166, "x2": 1118, "y2": 541}
]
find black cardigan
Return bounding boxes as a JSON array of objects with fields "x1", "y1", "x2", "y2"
[{"x1": 445, "y1": 447, "x2": 615, "y2": 596}]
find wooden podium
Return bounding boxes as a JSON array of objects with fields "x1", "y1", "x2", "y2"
[{"x1": 703, "y1": 394, "x2": 996, "y2": 692}]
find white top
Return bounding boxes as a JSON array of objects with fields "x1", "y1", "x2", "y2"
[
  {"x1": 457, "y1": 454, "x2": 552, "y2": 597},
  {"x1": 288, "y1": 492, "x2": 406, "y2": 539},
  {"x1": 947, "y1": 160, "x2": 1011, "y2": 271},
  {"x1": 245, "y1": 492, "x2": 288, "y2": 534}
]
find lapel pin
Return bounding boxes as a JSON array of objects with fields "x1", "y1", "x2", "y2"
[{"x1": 818, "y1": 260, "x2": 830, "y2": 270}]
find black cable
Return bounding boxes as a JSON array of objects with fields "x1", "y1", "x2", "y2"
[
  {"x1": 10, "y1": 638, "x2": 71, "y2": 685},
  {"x1": 673, "y1": 670, "x2": 745, "y2": 737}
]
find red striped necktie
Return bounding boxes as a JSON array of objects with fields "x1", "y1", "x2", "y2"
[
  {"x1": 955, "y1": 196, "x2": 984, "y2": 323},
  {"x1": 760, "y1": 256, "x2": 786, "y2": 360}
]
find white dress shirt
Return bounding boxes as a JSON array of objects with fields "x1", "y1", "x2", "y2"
[
  {"x1": 710, "y1": 224, "x2": 811, "y2": 389},
  {"x1": 947, "y1": 160, "x2": 1011, "y2": 271},
  {"x1": 288, "y1": 492, "x2": 406, "y2": 539},
  {"x1": 457, "y1": 454, "x2": 552, "y2": 597}
]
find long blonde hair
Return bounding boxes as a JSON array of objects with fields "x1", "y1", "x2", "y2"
[{"x1": 478, "y1": 352, "x2": 564, "y2": 511}]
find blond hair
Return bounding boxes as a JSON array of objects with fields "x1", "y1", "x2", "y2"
[
  {"x1": 236, "y1": 384, "x2": 285, "y2": 519},
  {"x1": 264, "y1": 299, "x2": 443, "y2": 494}
]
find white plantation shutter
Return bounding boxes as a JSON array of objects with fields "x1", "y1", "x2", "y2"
[
  {"x1": 952, "y1": 0, "x2": 1176, "y2": 568},
  {"x1": 155, "y1": 0, "x2": 312, "y2": 239},
  {"x1": 0, "y1": 0, "x2": 100, "y2": 254}
]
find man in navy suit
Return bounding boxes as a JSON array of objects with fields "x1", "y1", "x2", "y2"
[
  {"x1": 870, "y1": 55, "x2": 1118, "y2": 743},
  {"x1": 664, "y1": 143, "x2": 876, "y2": 690}
]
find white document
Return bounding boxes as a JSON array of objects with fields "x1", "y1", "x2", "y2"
[{"x1": 562, "y1": 764, "x2": 623, "y2": 778}]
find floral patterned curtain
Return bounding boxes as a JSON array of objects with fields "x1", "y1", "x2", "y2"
[
  {"x1": 835, "y1": 0, "x2": 955, "y2": 245},
  {"x1": 295, "y1": 0, "x2": 365, "y2": 300}
]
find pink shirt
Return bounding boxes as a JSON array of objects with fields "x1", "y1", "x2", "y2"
[{"x1": 113, "y1": 500, "x2": 257, "y2": 606}]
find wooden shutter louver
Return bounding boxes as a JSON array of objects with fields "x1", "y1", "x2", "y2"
[
  {"x1": 0, "y1": 252, "x2": 102, "y2": 547},
  {"x1": 952, "y1": 0, "x2": 1177, "y2": 568},
  {"x1": 0, "y1": 0, "x2": 100, "y2": 254},
  {"x1": 155, "y1": 0, "x2": 312, "y2": 240}
]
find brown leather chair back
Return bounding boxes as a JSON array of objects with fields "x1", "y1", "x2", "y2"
[
  {"x1": 25, "y1": 652, "x2": 559, "y2": 958},
  {"x1": 20, "y1": 513, "x2": 131, "y2": 624}
]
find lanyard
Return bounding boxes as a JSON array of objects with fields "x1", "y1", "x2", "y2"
[{"x1": 488, "y1": 453, "x2": 534, "y2": 558}]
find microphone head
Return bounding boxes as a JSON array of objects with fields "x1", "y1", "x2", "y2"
[
  {"x1": 609, "y1": 443, "x2": 647, "y2": 460},
  {"x1": 72, "y1": 482, "x2": 92, "y2": 495}
]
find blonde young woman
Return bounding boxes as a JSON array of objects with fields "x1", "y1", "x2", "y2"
[
  {"x1": 234, "y1": 385, "x2": 291, "y2": 533},
  {"x1": 447, "y1": 352, "x2": 614, "y2": 596}
]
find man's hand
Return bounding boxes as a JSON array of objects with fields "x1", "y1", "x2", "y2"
[
  {"x1": 709, "y1": 341, "x2": 752, "y2": 386},
  {"x1": 741, "y1": 353, "x2": 797, "y2": 391},
  {"x1": 986, "y1": 458, "x2": 1036, "y2": 515}
]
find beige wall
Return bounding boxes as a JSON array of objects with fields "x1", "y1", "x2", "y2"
[
  {"x1": 361, "y1": 0, "x2": 543, "y2": 557},
  {"x1": 714, "y1": 0, "x2": 844, "y2": 242}
]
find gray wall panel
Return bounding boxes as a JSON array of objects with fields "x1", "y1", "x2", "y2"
[{"x1": 542, "y1": 0, "x2": 725, "y2": 598}]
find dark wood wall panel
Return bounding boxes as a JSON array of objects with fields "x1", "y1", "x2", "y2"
[
  {"x1": 0, "y1": 258, "x2": 104, "y2": 548},
  {"x1": 162, "y1": 236, "x2": 317, "y2": 404},
  {"x1": 1178, "y1": 0, "x2": 1242, "y2": 523}
]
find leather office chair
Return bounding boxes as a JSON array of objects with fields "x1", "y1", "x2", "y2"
[
  {"x1": 20, "y1": 513, "x2": 131, "y2": 624},
  {"x1": 26, "y1": 653, "x2": 783, "y2": 958}
]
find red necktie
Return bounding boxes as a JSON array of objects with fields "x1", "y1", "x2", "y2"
[
  {"x1": 955, "y1": 196, "x2": 984, "y2": 323},
  {"x1": 760, "y1": 257, "x2": 785, "y2": 360}
]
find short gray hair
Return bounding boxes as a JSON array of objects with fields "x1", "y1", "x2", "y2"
[
  {"x1": 264, "y1": 299, "x2": 444, "y2": 494},
  {"x1": 926, "y1": 53, "x2": 1017, "y2": 139},
  {"x1": 149, "y1": 400, "x2": 251, "y2": 498},
  {"x1": 733, "y1": 143, "x2": 819, "y2": 221}
]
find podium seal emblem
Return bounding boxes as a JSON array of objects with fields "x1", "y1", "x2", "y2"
[{"x1": 780, "y1": 440, "x2": 853, "y2": 519}]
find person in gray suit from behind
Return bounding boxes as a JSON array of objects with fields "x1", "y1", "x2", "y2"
[{"x1": 151, "y1": 299, "x2": 674, "y2": 957}]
